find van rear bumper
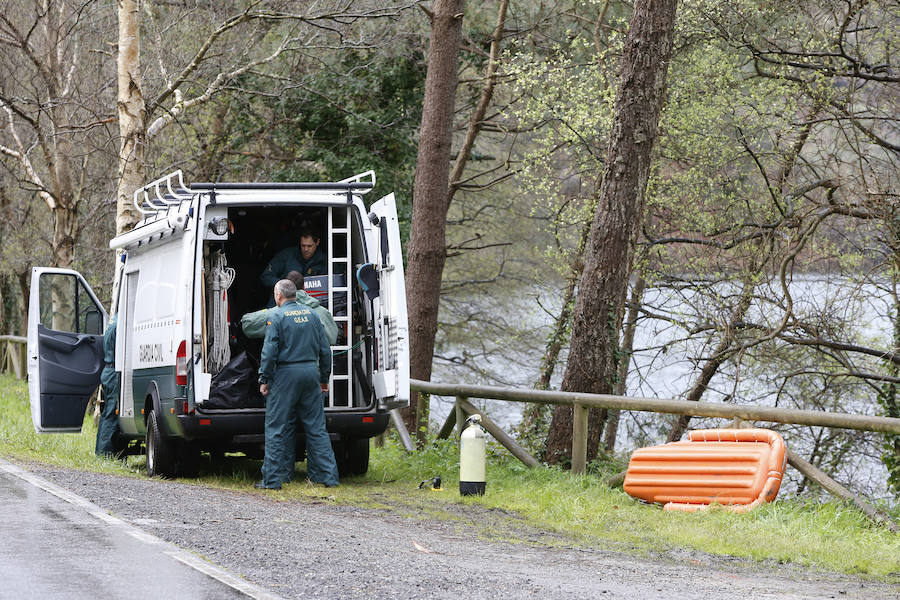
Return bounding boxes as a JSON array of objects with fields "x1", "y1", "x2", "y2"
[
  {"x1": 325, "y1": 411, "x2": 390, "y2": 438},
  {"x1": 176, "y1": 409, "x2": 390, "y2": 441}
]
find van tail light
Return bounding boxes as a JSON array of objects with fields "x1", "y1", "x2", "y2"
[{"x1": 176, "y1": 340, "x2": 188, "y2": 386}]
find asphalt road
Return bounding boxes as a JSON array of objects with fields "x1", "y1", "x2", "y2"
[
  {"x1": 2, "y1": 458, "x2": 898, "y2": 599},
  {"x1": 0, "y1": 460, "x2": 279, "y2": 600}
]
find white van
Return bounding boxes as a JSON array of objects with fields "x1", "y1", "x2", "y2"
[{"x1": 27, "y1": 170, "x2": 409, "y2": 478}]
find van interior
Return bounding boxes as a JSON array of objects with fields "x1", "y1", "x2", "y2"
[{"x1": 200, "y1": 203, "x2": 373, "y2": 412}]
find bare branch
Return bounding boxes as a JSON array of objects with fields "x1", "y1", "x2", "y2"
[
  {"x1": 146, "y1": 4, "x2": 259, "y2": 117},
  {"x1": 778, "y1": 335, "x2": 900, "y2": 367},
  {"x1": 447, "y1": 0, "x2": 509, "y2": 205},
  {"x1": 147, "y1": 34, "x2": 295, "y2": 139},
  {"x1": 0, "y1": 101, "x2": 56, "y2": 209}
]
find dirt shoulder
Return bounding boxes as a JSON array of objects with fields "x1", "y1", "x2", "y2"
[{"x1": 22, "y1": 461, "x2": 899, "y2": 600}]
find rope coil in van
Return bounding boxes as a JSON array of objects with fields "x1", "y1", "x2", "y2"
[{"x1": 207, "y1": 250, "x2": 235, "y2": 374}]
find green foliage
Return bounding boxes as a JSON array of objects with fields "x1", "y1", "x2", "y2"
[
  {"x1": 185, "y1": 49, "x2": 425, "y2": 243},
  {"x1": 512, "y1": 403, "x2": 553, "y2": 459},
  {"x1": 271, "y1": 50, "x2": 424, "y2": 195},
  {"x1": 506, "y1": 34, "x2": 620, "y2": 277},
  {"x1": 0, "y1": 376, "x2": 143, "y2": 475},
  {"x1": 881, "y1": 428, "x2": 900, "y2": 496}
]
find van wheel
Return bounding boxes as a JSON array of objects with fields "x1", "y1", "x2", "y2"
[
  {"x1": 338, "y1": 438, "x2": 369, "y2": 476},
  {"x1": 146, "y1": 409, "x2": 174, "y2": 478},
  {"x1": 176, "y1": 441, "x2": 201, "y2": 477},
  {"x1": 112, "y1": 433, "x2": 129, "y2": 459}
]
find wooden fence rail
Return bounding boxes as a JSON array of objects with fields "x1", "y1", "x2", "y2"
[
  {"x1": 410, "y1": 379, "x2": 900, "y2": 475},
  {"x1": 0, "y1": 336, "x2": 26, "y2": 380}
]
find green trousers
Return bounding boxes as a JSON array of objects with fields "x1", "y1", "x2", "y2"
[
  {"x1": 261, "y1": 363, "x2": 339, "y2": 487},
  {"x1": 95, "y1": 367, "x2": 120, "y2": 457}
]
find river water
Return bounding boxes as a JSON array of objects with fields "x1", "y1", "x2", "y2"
[{"x1": 429, "y1": 276, "x2": 896, "y2": 502}]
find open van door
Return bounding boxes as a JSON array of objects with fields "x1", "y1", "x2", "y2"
[
  {"x1": 368, "y1": 193, "x2": 410, "y2": 410},
  {"x1": 27, "y1": 268, "x2": 108, "y2": 432}
]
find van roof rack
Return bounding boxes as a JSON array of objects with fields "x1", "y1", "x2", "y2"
[
  {"x1": 192, "y1": 169, "x2": 376, "y2": 194},
  {"x1": 190, "y1": 181, "x2": 374, "y2": 191},
  {"x1": 132, "y1": 170, "x2": 376, "y2": 220},
  {"x1": 133, "y1": 170, "x2": 193, "y2": 216}
]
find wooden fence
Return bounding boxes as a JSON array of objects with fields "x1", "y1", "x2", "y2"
[
  {"x1": 0, "y1": 335, "x2": 26, "y2": 380},
  {"x1": 410, "y1": 379, "x2": 900, "y2": 475}
]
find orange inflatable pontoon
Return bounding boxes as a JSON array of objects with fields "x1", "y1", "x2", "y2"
[{"x1": 623, "y1": 428, "x2": 786, "y2": 513}]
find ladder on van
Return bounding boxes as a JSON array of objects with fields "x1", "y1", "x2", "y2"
[
  {"x1": 323, "y1": 170, "x2": 376, "y2": 410},
  {"x1": 326, "y1": 203, "x2": 353, "y2": 410}
]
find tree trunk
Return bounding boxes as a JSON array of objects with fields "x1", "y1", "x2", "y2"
[
  {"x1": 403, "y1": 0, "x2": 465, "y2": 437},
  {"x1": 51, "y1": 205, "x2": 78, "y2": 269},
  {"x1": 605, "y1": 274, "x2": 646, "y2": 452},
  {"x1": 880, "y1": 225, "x2": 900, "y2": 494},
  {"x1": 517, "y1": 263, "x2": 577, "y2": 455},
  {"x1": 0, "y1": 274, "x2": 10, "y2": 335},
  {"x1": 116, "y1": 0, "x2": 146, "y2": 237},
  {"x1": 44, "y1": 5, "x2": 79, "y2": 270},
  {"x1": 519, "y1": 219, "x2": 588, "y2": 453},
  {"x1": 536, "y1": 273, "x2": 578, "y2": 391},
  {"x1": 543, "y1": 0, "x2": 678, "y2": 466},
  {"x1": 17, "y1": 271, "x2": 29, "y2": 336},
  {"x1": 447, "y1": 0, "x2": 508, "y2": 204}
]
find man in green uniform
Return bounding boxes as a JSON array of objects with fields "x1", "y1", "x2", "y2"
[
  {"x1": 257, "y1": 279, "x2": 338, "y2": 489},
  {"x1": 260, "y1": 230, "x2": 327, "y2": 289},
  {"x1": 240, "y1": 270, "x2": 338, "y2": 345},
  {"x1": 95, "y1": 314, "x2": 120, "y2": 457},
  {"x1": 285, "y1": 270, "x2": 338, "y2": 344}
]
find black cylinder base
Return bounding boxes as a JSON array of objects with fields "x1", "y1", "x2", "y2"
[{"x1": 459, "y1": 480, "x2": 486, "y2": 496}]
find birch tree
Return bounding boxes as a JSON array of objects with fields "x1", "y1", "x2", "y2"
[
  {"x1": 116, "y1": 0, "x2": 144, "y2": 235},
  {"x1": 115, "y1": 1, "x2": 418, "y2": 234},
  {"x1": 0, "y1": 1, "x2": 117, "y2": 268}
]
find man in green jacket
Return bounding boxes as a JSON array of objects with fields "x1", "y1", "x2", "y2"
[
  {"x1": 257, "y1": 279, "x2": 338, "y2": 489},
  {"x1": 241, "y1": 271, "x2": 338, "y2": 345},
  {"x1": 95, "y1": 314, "x2": 120, "y2": 457}
]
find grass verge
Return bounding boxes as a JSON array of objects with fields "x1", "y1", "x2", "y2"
[{"x1": 1, "y1": 374, "x2": 898, "y2": 579}]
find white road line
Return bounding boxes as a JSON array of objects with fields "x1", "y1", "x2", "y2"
[
  {"x1": 0, "y1": 458, "x2": 285, "y2": 600},
  {"x1": 167, "y1": 551, "x2": 285, "y2": 600}
]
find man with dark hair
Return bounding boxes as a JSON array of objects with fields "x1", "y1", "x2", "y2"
[
  {"x1": 286, "y1": 270, "x2": 338, "y2": 344},
  {"x1": 256, "y1": 279, "x2": 339, "y2": 489},
  {"x1": 260, "y1": 230, "x2": 327, "y2": 288}
]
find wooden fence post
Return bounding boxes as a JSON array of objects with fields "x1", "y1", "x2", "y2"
[
  {"x1": 571, "y1": 402, "x2": 588, "y2": 474},
  {"x1": 15, "y1": 341, "x2": 25, "y2": 379},
  {"x1": 456, "y1": 396, "x2": 540, "y2": 468},
  {"x1": 455, "y1": 396, "x2": 466, "y2": 437},
  {"x1": 437, "y1": 404, "x2": 458, "y2": 439}
]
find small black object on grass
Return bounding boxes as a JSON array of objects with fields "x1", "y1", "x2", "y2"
[{"x1": 419, "y1": 476, "x2": 443, "y2": 491}]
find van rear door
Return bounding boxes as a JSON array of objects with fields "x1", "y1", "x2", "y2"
[
  {"x1": 26, "y1": 268, "x2": 108, "y2": 432},
  {"x1": 368, "y1": 193, "x2": 410, "y2": 409}
]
